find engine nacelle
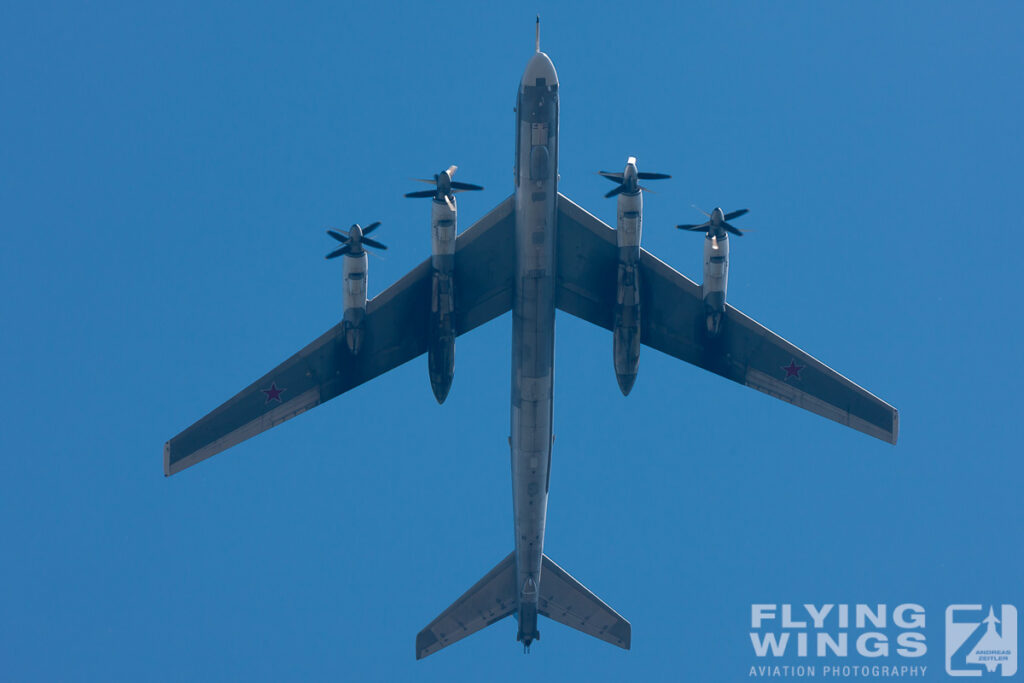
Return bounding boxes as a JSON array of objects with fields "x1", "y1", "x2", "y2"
[
  {"x1": 431, "y1": 199, "x2": 457, "y2": 268},
  {"x1": 342, "y1": 251, "x2": 368, "y2": 354},
  {"x1": 429, "y1": 199, "x2": 457, "y2": 403},
  {"x1": 613, "y1": 183, "x2": 642, "y2": 394},
  {"x1": 613, "y1": 262, "x2": 640, "y2": 394},
  {"x1": 702, "y1": 233, "x2": 729, "y2": 336},
  {"x1": 616, "y1": 190, "x2": 642, "y2": 261}
]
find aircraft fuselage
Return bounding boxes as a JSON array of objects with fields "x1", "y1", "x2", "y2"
[{"x1": 510, "y1": 50, "x2": 559, "y2": 648}]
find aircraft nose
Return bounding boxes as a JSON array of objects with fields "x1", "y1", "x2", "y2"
[{"x1": 521, "y1": 51, "x2": 558, "y2": 88}]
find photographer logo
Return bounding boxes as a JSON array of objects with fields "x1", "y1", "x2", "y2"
[{"x1": 946, "y1": 605, "x2": 1017, "y2": 677}]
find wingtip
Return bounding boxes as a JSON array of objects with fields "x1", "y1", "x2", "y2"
[
  {"x1": 163, "y1": 441, "x2": 171, "y2": 477},
  {"x1": 415, "y1": 627, "x2": 438, "y2": 660},
  {"x1": 890, "y1": 408, "x2": 899, "y2": 445}
]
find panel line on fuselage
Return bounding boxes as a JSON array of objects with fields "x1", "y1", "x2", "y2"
[{"x1": 510, "y1": 51, "x2": 559, "y2": 647}]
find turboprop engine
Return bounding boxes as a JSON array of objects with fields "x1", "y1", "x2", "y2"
[
  {"x1": 325, "y1": 221, "x2": 387, "y2": 354},
  {"x1": 677, "y1": 206, "x2": 749, "y2": 337},
  {"x1": 598, "y1": 157, "x2": 670, "y2": 395},
  {"x1": 405, "y1": 165, "x2": 484, "y2": 402}
]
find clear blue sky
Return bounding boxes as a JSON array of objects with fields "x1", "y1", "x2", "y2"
[{"x1": 2, "y1": 1, "x2": 1022, "y2": 681}]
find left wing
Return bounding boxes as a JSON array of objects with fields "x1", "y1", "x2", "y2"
[
  {"x1": 555, "y1": 193, "x2": 898, "y2": 444},
  {"x1": 164, "y1": 196, "x2": 516, "y2": 475}
]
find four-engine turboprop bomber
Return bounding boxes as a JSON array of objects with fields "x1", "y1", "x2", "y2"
[{"x1": 163, "y1": 23, "x2": 899, "y2": 660}]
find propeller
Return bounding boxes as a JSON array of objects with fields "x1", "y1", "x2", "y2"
[
  {"x1": 598, "y1": 165, "x2": 671, "y2": 198},
  {"x1": 325, "y1": 221, "x2": 386, "y2": 259},
  {"x1": 677, "y1": 206, "x2": 750, "y2": 237},
  {"x1": 404, "y1": 165, "x2": 484, "y2": 210}
]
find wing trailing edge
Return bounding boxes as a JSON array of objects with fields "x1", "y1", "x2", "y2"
[
  {"x1": 164, "y1": 196, "x2": 517, "y2": 476},
  {"x1": 554, "y1": 192, "x2": 898, "y2": 445}
]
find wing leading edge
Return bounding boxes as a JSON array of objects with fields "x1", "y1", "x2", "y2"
[
  {"x1": 555, "y1": 193, "x2": 898, "y2": 444},
  {"x1": 164, "y1": 196, "x2": 517, "y2": 475}
]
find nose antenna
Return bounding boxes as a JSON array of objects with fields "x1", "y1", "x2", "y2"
[{"x1": 535, "y1": 15, "x2": 540, "y2": 52}]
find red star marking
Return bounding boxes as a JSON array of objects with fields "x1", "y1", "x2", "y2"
[
  {"x1": 782, "y1": 360, "x2": 804, "y2": 380},
  {"x1": 262, "y1": 382, "x2": 285, "y2": 403}
]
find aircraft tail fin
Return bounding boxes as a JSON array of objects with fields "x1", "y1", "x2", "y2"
[
  {"x1": 538, "y1": 554, "x2": 631, "y2": 650},
  {"x1": 416, "y1": 552, "x2": 518, "y2": 659}
]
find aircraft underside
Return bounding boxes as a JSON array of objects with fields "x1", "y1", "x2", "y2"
[{"x1": 164, "y1": 26, "x2": 898, "y2": 660}]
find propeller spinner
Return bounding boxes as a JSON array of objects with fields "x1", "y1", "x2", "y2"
[
  {"x1": 325, "y1": 221, "x2": 387, "y2": 259},
  {"x1": 677, "y1": 206, "x2": 750, "y2": 237},
  {"x1": 404, "y1": 165, "x2": 484, "y2": 211},
  {"x1": 598, "y1": 157, "x2": 671, "y2": 198}
]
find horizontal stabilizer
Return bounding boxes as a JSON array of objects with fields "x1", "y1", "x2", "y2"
[
  {"x1": 538, "y1": 554, "x2": 631, "y2": 649},
  {"x1": 416, "y1": 552, "x2": 517, "y2": 659}
]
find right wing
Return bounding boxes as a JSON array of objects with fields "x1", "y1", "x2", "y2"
[
  {"x1": 556, "y1": 193, "x2": 897, "y2": 444},
  {"x1": 164, "y1": 196, "x2": 516, "y2": 475}
]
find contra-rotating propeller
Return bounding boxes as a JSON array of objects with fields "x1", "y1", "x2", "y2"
[
  {"x1": 677, "y1": 206, "x2": 750, "y2": 236},
  {"x1": 325, "y1": 221, "x2": 387, "y2": 259},
  {"x1": 404, "y1": 165, "x2": 484, "y2": 210},
  {"x1": 598, "y1": 160, "x2": 671, "y2": 198}
]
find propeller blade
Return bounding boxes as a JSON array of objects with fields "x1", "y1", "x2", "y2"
[
  {"x1": 409, "y1": 167, "x2": 480, "y2": 202},
  {"x1": 637, "y1": 172, "x2": 671, "y2": 180},
  {"x1": 361, "y1": 237, "x2": 388, "y2": 250},
  {"x1": 326, "y1": 245, "x2": 351, "y2": 259},
  {"x1": 362, "y1": 221, "x2": 381, "y2": 236},
  {"x1": 598, "y1": 171, "x2": 624, "y2": 183},
  {"x1": 326, "y1": 229, "x2": 349, "y2": 243},
  {"x1": 604, "y1": 184, "x2": 627, "y2": 198},
  {"x1": 723, "y1": 222, "x2": 745, "y2": 236},
  {"x1": 676, "y1": 222, "x2": 710, "y2": 231},
  {"x1": 691, "y1": 204, "x2": 711, "y2": 217},
  {"x1": 449, "y1": 181, "x2": 484, "y2": 191},
  {"x1": 724, "y1": 209, "x2": 749, "y2": 221},
  {"x1": 638, "y1": 185, "x2": 656, "y2": 194}
]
